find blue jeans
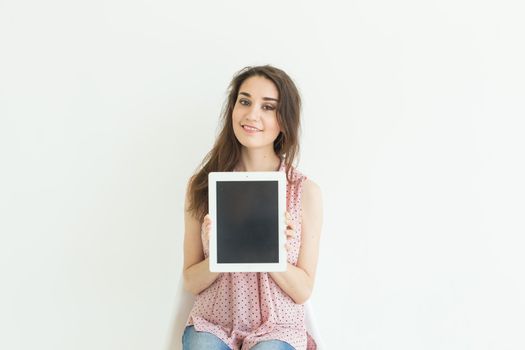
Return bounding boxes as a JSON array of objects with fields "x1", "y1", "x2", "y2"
[{"x1": 182, "y1": 325, "x2": 295, "y2": 350}]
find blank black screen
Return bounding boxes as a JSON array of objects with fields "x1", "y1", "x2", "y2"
[{"x1": 216, "y1": 180, "x2": 279, "y2": 264}]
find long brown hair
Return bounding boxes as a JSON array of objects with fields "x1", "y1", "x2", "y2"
[{"x1": 187, "y1": 64, "x2": 303, "y2": 223}]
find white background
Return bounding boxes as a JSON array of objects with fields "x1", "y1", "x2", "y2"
[{"x1": 1, "y1": 0, "x2": 524, "y2": 349}]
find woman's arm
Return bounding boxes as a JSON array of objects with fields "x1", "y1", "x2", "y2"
[
  {"x1": 182, "y1": 177, "x2": 220, "y2": 295},
  {"x1": 269, "y1": 179, "x2": 324, "y2": 304}
]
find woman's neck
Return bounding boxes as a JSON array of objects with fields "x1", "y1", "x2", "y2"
[{"x1": 235, "y1": 152, "x2": 282, "y2": 172}]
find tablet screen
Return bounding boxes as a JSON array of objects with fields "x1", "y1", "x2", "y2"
[{"x1": 216, "y1": 180, "x2": 279, "y2": 264}]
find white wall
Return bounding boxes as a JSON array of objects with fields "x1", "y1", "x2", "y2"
[{"x1": 1, "y1": 0, "x2": 524, "y2": 349}]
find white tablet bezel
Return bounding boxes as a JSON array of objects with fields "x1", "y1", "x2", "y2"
[{"x1": 208, "y1": 171, "x2": 287, "y2": 272}]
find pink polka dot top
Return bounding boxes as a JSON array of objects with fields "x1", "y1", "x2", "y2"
[{"x1": 185, "y1": 156, "x2": 317, "y2": 350}]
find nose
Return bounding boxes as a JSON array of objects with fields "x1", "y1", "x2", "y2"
[{"x1": 246, "y1": 104, "x2": 261, "y2": 121}]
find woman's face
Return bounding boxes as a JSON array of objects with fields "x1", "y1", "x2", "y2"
[{"x1": 232, "y1": 75, "x2": 282, "y2": 150}]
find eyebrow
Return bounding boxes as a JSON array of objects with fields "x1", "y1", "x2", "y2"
[{"x1": 238, "y1": 91, "x2": 279, "y2": 102}]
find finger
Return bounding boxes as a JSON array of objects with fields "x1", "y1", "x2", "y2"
[
  {"x1": 286, "y1": 215, "x2": 294, "y2": 228},
  {"x1": 285, "y1": 228, "x2": 294, "y2": 238},
  {"x1": 202, "y1": 223, "x2": 210, "y2": 235}
]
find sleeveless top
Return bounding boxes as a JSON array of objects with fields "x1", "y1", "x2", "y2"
[{"x1": 185, "y1": 157, "x2": 317, "y2": 350}]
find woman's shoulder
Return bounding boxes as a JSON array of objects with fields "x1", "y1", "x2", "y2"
[
  {"x1": 300, "y1": 177, "x2": 323, "y2": 233},
  {"x1": 289, "y1": 166, "x2": 321, "y2": 198},
  {"x1": 289, "y1": 164, "x2": 316, "y2": 184},
  {"x1": 287, "y1": 163, "x2": 308, "y2": 182},
  {"x1": 302, "y1": 177, "x2": 322, "y2": 199}
]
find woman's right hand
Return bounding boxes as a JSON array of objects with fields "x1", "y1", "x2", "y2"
[{"x1": 201, "y1": 213, "x2": 212, "y2": 253}]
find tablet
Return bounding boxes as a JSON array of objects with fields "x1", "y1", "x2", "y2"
[{"x1": 208, "y1": 171, "x2": 287, "y2": 272}]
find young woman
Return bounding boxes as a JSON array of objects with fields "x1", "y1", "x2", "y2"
[{"x1": 182, "y1": 65, "x2": 323, "y2": 350}]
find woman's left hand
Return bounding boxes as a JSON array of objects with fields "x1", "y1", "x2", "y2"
[{"x1": 284, "y1": 211, "x2": 296, "y2": 253}]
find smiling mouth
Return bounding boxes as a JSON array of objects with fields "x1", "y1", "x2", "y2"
[{"x1": 242, "y1": 125, "x2": 261, "y2": 132}]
